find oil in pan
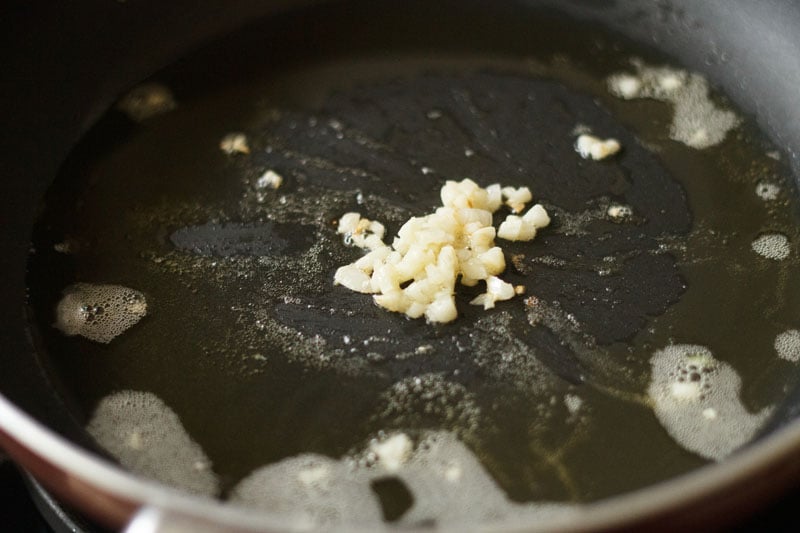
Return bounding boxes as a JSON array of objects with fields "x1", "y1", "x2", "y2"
[{"x1": 25, "y1": 0, "x2": 800, "y2": 528}]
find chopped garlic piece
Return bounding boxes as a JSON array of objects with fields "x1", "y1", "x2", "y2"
[
  {"x1": 220, "y1": 133, "x2": 250, "y2": 155},
  {"x1": 497, "y1": 215, "x2": 535, "y2": 242},
  {"x1": 338, "y1": 212, "x2": 362, "y2": 234},
  {"x1": 336, "y1": 213, "x2": 386, "y2": 251},
  {"x1": 256, "y1": 170, "x2": 283, "y2": 190},
  {"x1": 468, "y1": 227, "x2": 496, "y2": 254},
  {"x1": 522, "y1": 204, "x2": 551, "y2": 227},
  {"x1": 440, "y1": 178, "x2": 502, "y2": 211},
  {"x1": 470, "y1": 276, "x2": 516, "y2": 310},
  {"x1": 501, "y1": 186, "x2": 532, "y2": 213},
  {"x1": 575, "y1": 134, "x2": 621, "y2": 160},
  {"x1": 425, "y1": 293, "x2": 458, "y2": 323},
  {"x1": 334, "y1": 179, "x2": 549, "y2": 323},
  {"x1": 497, "y1": 203, "x2": 551, "y2": 242},
  {"x1": 485, "y1": 184, "x2": 503, "y2": 212},
  {"x1": 333, "y1": 265, "x2": 374, "y2": 293}
]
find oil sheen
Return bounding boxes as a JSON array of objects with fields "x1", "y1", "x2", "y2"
[{"x1": 26, "y1": 1, "x2": 800, "y2": 527}]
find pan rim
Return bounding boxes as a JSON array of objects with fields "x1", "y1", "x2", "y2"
[{"x1": 2, "y1": 389, "x2": 799, "y2": 531}]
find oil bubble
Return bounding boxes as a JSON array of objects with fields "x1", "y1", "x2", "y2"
[
  {"x1": 229, "y1": 454, "x2": 382, "y2": 527},
  {"x1": 755, "y1": 181, "x2": 780, "y2": 201},
  {"x1": 230, "y1": 431, "x2": 572, "y2": 527},
  {"x1": 55, "y1": 283, "x2": 147, "y2": 343},
  {"x1": 608, "y1": 61, "x2": 739, "y2": 149},
  {"x1": 86, "y1": 391, "x2": 219, "y2": 496},
  {"x1": 648, "y1": 345, "x2": 771, "y2": 460},
  {"x1": 751, "y1": 233, "x2": 790, "y2": 261},
  {"x1": 775, "y1": 330, "x2": 800, "y2": 362}
]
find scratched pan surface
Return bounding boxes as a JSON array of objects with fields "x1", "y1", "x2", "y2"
[{"x1": 25, "y1": 0, "x2": 800, "y2": 514}]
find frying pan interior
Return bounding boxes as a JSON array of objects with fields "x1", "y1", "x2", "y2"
[{"x1": 4, "y1": 0, "x2": 800, "y2": 529}]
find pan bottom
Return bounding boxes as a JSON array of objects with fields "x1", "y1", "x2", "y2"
[{"x1": 24, "y1": 1, "x2": 800, "y2": 527}]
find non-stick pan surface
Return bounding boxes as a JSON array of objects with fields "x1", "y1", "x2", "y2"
[{"x1": 5, "y1": 0, "x2": 800, "y2": 530}]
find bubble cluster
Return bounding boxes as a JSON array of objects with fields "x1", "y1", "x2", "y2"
[
  {"x1": 755, "y1": 181, "x2": 781, "y2": 201},
  {"x1": 607, "y1": 203, "x2": 633, "y2": 221},
  {"x1": 608, "y1": 60, "x2": 739, "y2": 149},
  {"x1": 544, "y1": 201, "x2": 614, "y2": 237},
  {"x1": 55, "y1": 283, "x2": 147, "y2": 343},
  {"x1": 374, "y1": 374, "x2": 482, "y2": 436},
  {"x1": 648, "y1": 345, "x2": 772, "y2": 460},
  {"x1": 229, "y1": 454, "x2": 382, "y2": 527},
  {"x1": 774, "y1": 330, "x2": 800, "y2": 362},
  {"x1": 390, "y1": 432, "x2": 569, "y2": 526},
  {"x1": 751, "y1": 233, "x2": 791, "y2": 261},
  {"x1": 564, "y1": 394, "x2": 583, "y2": 416},
  {"x1": 229, "y1": 431, "x2": 571, "y2": 528},
  {"x1": 86, "y1": 391, "x2": 219, "y2": 496}
]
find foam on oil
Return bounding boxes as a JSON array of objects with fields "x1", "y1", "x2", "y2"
[
  {"x1": 648, "y1": 345, "x2": 772, "y2": 461},
  {"x1": 230, "y1": 430, "x2": 570, "y2": 528},
  {"x1": 86, "y1": 391, "x2": 219, "y2": 496}
]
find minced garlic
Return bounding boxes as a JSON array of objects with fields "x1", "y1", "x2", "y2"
[
  {"x1": 219, "y1": 133, "x2": 250, "y2": 155},
  {"x1": 497, "y1": 204, "x2": 550, "y2": 241},
  {"x1": 501, "y1": 186, "x2": 532, "y2": 213},
  {"x1": 575, "y1": 134, "x2": 621, "y2": 160},
  {"x1": 333, "y1": 179, "x2": 550, "y2": 323},
  {"x1": 256, "y1": 169, "x2": 283, "y2": 190}
]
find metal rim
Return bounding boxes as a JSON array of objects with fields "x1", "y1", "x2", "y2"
[{"x1": 3, "y1": 390, "x2": 800, "y2": 531}]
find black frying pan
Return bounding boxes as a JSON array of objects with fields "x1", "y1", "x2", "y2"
[{"x1": 3, "y1": 0, "x2": 800, "y2": 530}]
